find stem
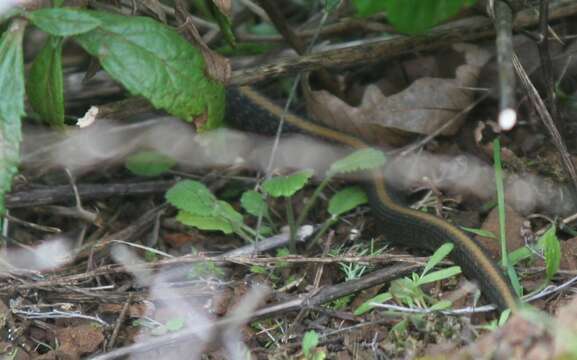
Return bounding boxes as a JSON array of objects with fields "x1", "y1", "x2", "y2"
[
  {"x1": 492, "y1": 138, "x2": 509, "y2": 270},
  {"x1": 295, "y1": 176, "x2": 332, "y2": 229},
  {"x1": 306, "y1": 216, "x2": 337, "y2": 251},
  {"x1": 286, "y1": 200, "x2": 296, "y2": 252}
]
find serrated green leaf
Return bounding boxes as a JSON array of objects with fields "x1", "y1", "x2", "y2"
[
  {"x1": 166, "y1": 180, "x2": 216, "y2": 215},
  {"x1": 167, "y1": 180, "x2": 243, "y2": 233},
  {"x1": 0, "y1": 20, "x2": 26, "y2": 215},
  {"x1": 354, "y1": 292, "x2": 392, "y2": 315},
  {"x1": 176, "y1": 210, "x2": 233, "y2": 234},
  {"x1": 27, "y1": 36, "x2": 64, "y2": 128},
  {"x1": 383, "y1": 0, "x2": 477, "y2": 34},
  {"x1": 419, "y1": 266, "x2": 461, "y2": 285},
  {"x1": 262, "y1": 169, "x2": 313, "y2": 198},
  {"x1": 240, "y1": 190, "x2": 268, "y2": 218},
  {"x1": 422, "y1": 243, "x2": 454, "y2": 276},
  {"x1": 540, "y1": 226, "x2": 561, "y2": 280},
  {"x1": 73, "y1": 11, "x2": 225, "y2": 129},
  {"x1": 328, "y1": 148, "x2": 385, "y2": 176},
  {"x1": 328, "y1": 186, "x2": 367, "y2": 216},
  {"x1": 125, "y1": 150, "x2": 175, "y2": 177},
  {"x1": 302, "y1": 330, "x2": 319, "y2": 357},
  {"x1": 27, "y1": 8, "x2": 102, "y2": 36}
]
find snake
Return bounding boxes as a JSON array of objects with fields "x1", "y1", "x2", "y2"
[{"x1": 226, "y1": 85, "x2": 519, "y2": 312}]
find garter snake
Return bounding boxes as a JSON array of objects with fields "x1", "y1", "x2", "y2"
[{"x1": 227, "y1": 86, "x2": 519, "y2": 312}]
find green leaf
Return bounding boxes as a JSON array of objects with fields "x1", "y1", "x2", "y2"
[
  {"x1": 383, "y1": 0, "x2": 477, "y2": 34},
  {"x1": 302, "y1": 330, "x2": 319, "y2": 357},
  {"x1": 328, "y1": 186, "x2": 368, "y2": 216},
  {"x1": 328, "y1": 148, "x2": 385, "y2": 176},
  {"x1": 214, "y1": 200, "x2": 243, "y2": 227},
  {"x1": 176, "y1": 210, "x2": 233, "y2": 234},
  {"x1": 422, "y1": 243, "x2": 454, "y2": 276},
  {"x1": 240, "y1": 190, "x2": 269, "y2": 218},
  {"x1": 27, "y1": 8, "x2": 102, "y2": 36},
  {"x1": 166, "y1": 180, "x2": 217, "y2": 215},
  {"x1": 262, "y1": 169, "x2": 313, "y2": 198},
  {"x1": 540, "y1": 226, "x2": 561, "y2": 280},
  {"x1": 27, "y1": 36, "x2": 65, "y2": 128},
  {"x1": 125, "y1": 150, "x2": 175, "y2": 177},
  {"x1": 498, "y1": 309, "x2": 511, "y2": 326},
  {"x1": 73, "y1": 11, "x2": 225, "y2": 129},
  {"x1": 389, "y1": 278, "x2": 423, "y2": 306},
  {"x1": 167, "y1": 180, "x2": 243, "y2": 233},
  {"x1": 354, "y1": 292, "x2": 392, "y2": 315},
  {"x1": 165, "y1": 318, "x2": 185, "y2": 332},
  {"x1": 352, "y1": 0, "x2": 387, "y2": 17},
  {"x1": 0, "y1": 20, "x2": 26, "y2": 215},
  {"x1": 419, "y1": 266, "x2": 461, "y2": 285},
  {"x1": 506, "y1": 264, "x2": 523, "y2": 297},
  {"x1": 461, "y1": 226, "x2": 496, "y2": 239},
  {"x1": 429, "y1": 299, "x2": 452, "y2": 311},
  {"x1": 508, "y1": 246, "x2": 533, "y2": 266},
  {"x1": 249, "y1": 265, "x2": 268, "y2": 274}
]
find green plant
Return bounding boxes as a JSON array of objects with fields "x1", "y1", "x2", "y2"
[
  {"x1": 0, "y1": 6, "x2": 232, "y2": 219},
  {"x1": 354, "y1": 243, "x2": 461, "y2": 315},
  {"x1": 540, "y1": 225, "x2": 561, "y2": 281},
  {"x1": 493, "y1": 138, "x2": 523, "y2": 296},
  {"x1": 329, "y1": 239, "x2": 386, "y2": 282},
  {"x1": 302, "y1": 330, "x2": 326, "y2": 360},
  {"x1": 477, "y1": 308, "x2": 511, "y2": 331},
  {"x1": 352, "y1": 0, "x2": 477, "y2": 34},
  {"x1": 165, "y1": 148, "x2": 385, "y2": 251},
  {"x1": 262, "y1": 169, "x2": 314, "y2": 252}
]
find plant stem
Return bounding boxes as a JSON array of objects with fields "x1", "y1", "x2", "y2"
[
  {"x1": 306, "y1": 217, "x2": 336, "y2": 251},
  {"x1": 286, "y1": 200, "x2": 296, "y2": 252},
  {"x1": 295, "y1": 177, "x2": 332, "y2": 230}
]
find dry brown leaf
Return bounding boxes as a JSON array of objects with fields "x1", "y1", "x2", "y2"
[
  {"x1": 477, "y1": 205, "x2": 525, "y2": 258},
  {"x1": 304, "y1": 43, "x2": 492, "y2": 146},
  {"x1": 55, "y1": 323, "x2": 105, "y2": 358}
]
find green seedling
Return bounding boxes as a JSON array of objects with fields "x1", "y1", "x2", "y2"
[
  {"x1": 262, "y1": 169, "x2": 314, "y2": 252},
  {"x1": 302, "y1": 330, "x2": 326, "y2": 360},
  {"x1": 355, "y1": 243, "x2": 461, "y2": 315},
  {"x1": 166, "y1": 148, "x2": 385, "y2": 255}
]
